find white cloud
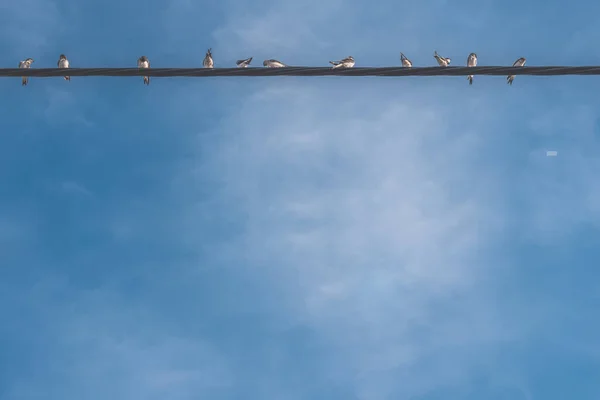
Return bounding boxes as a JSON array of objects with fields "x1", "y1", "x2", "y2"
[
  {"x1": 211, "y1": 0, "x2": 344, "y2": 60},
  {"x1": 173, "y1": 79, "x2": 519, "y2": 398}
]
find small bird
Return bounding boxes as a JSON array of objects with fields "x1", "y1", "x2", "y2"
[
  {"x1": 467, "y1": 53, "x2": 477, "y2": 85},
  {"x1": 507, "y1": 57, "x2": 526, "y2": 85},
  {"x1": 203, "y1": 48, "x2": 214, "y2": 68},
  {"x1": 137, "y1": 56, "x2": 150, "y2": 85},
  {"x1": 57, "y1": 54, "x2": 70, "y2": 81},
  {"x1": 263, "y1": 59, "x2": 287, "y2": 68},
  {"x1": 400, "y1": 53, "x2": 412, "y2": 68},
  {"x1": 329, "y1": 56, "x2": 355, "y2": 69},
  {"x1": 18, "y1": 58, "x2": 34, "y2": 86},
  {"x1": 236, "y1": 57, "x2": 253, "y2": 68},
  {"x1": 434, "y1": 51, "x2": 451, "y2": 67}
]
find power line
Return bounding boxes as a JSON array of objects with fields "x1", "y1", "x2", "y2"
[{"x1": 2, "y1": 66, "x2": 600, "y2": 78}]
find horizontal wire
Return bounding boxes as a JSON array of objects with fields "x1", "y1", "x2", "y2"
[{"x1": 3, "y1": 66, "x2": 600, "y2": 78}]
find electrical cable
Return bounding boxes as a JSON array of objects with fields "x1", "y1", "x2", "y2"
[{"x1": 2, "y1": 66, "x2": 600, "y2": 78}]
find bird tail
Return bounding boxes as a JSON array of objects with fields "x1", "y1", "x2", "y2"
[
  {"x1": 507, "y1": 75, "x2": 514, "y2": 85},
  {"x1": 22, "y1": 77, "x2": 27, "y2": 86},
  {"x1": 329, "y1": 61, "x2": 337, "y2": 66},
  {"x1": 468, "y1": 75, "x2": 473, "y2": 85},
  {"x1": 144, "y1": 76, "x2": 150, "y2": 85},
  {"x1": 64, "y1": 76, "x2": 70, "y2": 81}
]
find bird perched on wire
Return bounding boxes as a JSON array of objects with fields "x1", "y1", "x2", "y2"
[
  {"x1": 203, "y1": 48, "x2": 214, "y2": 68},
  {"x1": 433, "y1": 51, "x2": 451, "y2": 67},
  {"x1": 18, "y1": 58, "x2": 34, "y2": 86},
  {"x1": 263, "y1": 59, "x2": 287, "y2": 67},
  {"x1": 236, "y1": 57, "x2": 252, "y2": 68},
  {"x1": 400, "y1": 53, "x2": 412, "y2": 68},
  {"x1": 329, "y1": 56, "x2": 355, "y2": 69},
  {"x1": 467, "y1": 53, "x2": 477, "y2": 85},
  {"x1": 137, "y1": 56, "x2": 150, "y2": 85},
  {"x1": 57, "y1": 54, "x2": 70, "y2": 81},
  {"x1": 507, "y1": 57, "x2": 526, "y2": 85}
]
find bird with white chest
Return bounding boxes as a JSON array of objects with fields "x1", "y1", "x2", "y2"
[
  {"x1": 507, "y1": 57, "x2": 526, "y2": 85},
  {"x1": 433, "y1": 51, "x2": 451, "y2": 67},
  {"x1": 137, "y1": 56, "x2": 150, "y2": 85},
  {"x1": 400, "y1": 53, "x2": 412, "y2": 68},
  {"x1": 236, "y1": 57, "x2": 252, "y2": 68},
  {"x1": 58, "y1": 54, "x2": 70, "y2": 81},
  {"x1": 467, "y1": 52, "x2": 477, "y2": 85},
  {"x1": 263, "y1": 59, "x2": 287, "y2": 68},
  {"x1": 18, "y1": 58, "x2": 34, "y2": 86},
  {"x1": 203, "y1": 48, "x2": 214, "y2": 68},
  {"x1": 329, "y1": 56, "x2": 355, "y2": 69}
]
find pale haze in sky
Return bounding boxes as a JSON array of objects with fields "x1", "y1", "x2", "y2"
[{"x1": 1, "y1": 0, "x2": 600, "y2": 399}]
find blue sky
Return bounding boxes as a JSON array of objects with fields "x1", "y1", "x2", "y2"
[{"x1": 1, "y1": 0, "x2": 600, "y2": 398}]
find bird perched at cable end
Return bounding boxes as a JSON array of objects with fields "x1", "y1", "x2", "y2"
[
  {"x1": 137, "y1": 55, "x2": 150, "y2": 85},
  {"x1": 203, "y1": 48, "x2": 214, "y2": 68},
  {"x1": 18, "y1": 58, "x2": 34, "y2": 86},
  {"x1": 467, "y1": 52, "x2": 477, "y2": 85},
  {"x1": 507, "y1": 57, "x2": 526, "y2": 85},
  {"x1": 58, "y1": 54, "x2": 70, "y2": 81}
]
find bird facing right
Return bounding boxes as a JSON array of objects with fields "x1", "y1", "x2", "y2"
[
  {"x1": 18, "y1": 58, "x2": 34, "y2": 86},
  {"x1": 236, "y1": 57, "x2": 253, "y2": 68},
  {"x1": 400, "y1": 53, "x2": 412, "y2": 68},
  {"x1": 329, "y1": 56, "x2": 355, "y2": 69},
  {"x1": 137, "y1": 56, "x2": 150, "y2": 85},
  {"x1": 433, "y1": 51, "x2": 451, "y2": 67},
  {"x1": 507, "y1": 57, "x2": 526, "y2": 85}
]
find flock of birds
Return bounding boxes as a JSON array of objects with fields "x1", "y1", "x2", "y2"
[{"x1": 16, "y1": 50, "x2": 528, "y2": 86}]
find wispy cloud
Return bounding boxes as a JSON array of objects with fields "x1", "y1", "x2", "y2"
[
  {"x1": 60, "y1": 180, "x2": 93, "y2": 197},
  {"x1": 170, "y1": 79, "x2": 519, "y2": 397},
  {"x1": 2, "y1": 0, "x2": 600, "y2": 398},
  {"x1": 211, "y1": 0, "x2": 345, "y2": 61}
]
